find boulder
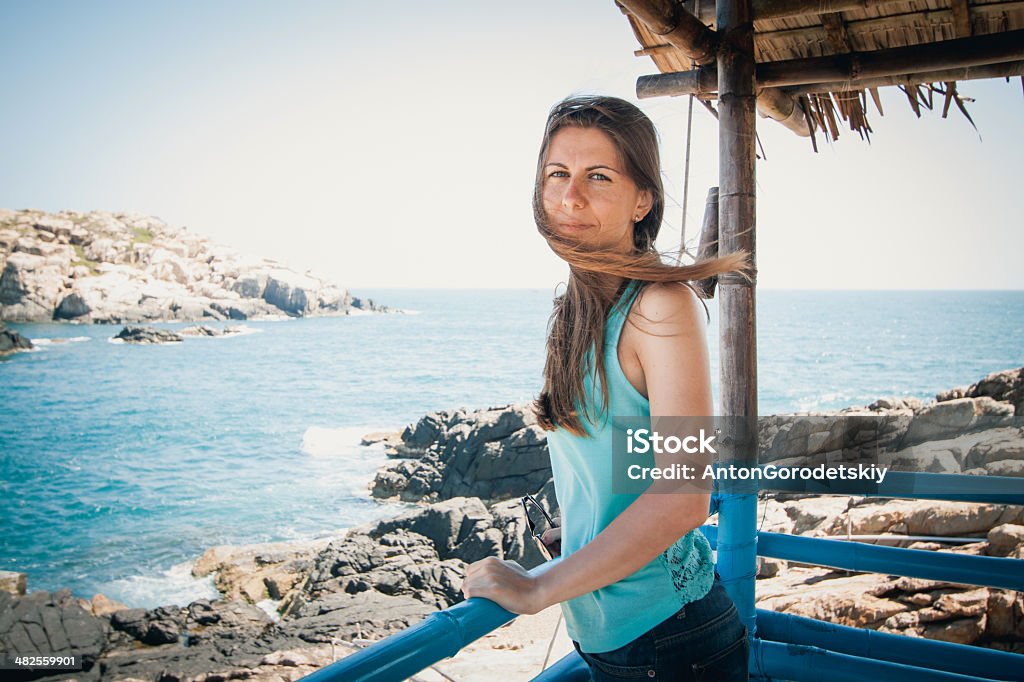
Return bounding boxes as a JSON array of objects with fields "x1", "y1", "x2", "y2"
[
  {"x1": 114, "y1": 325, "x2": 183, "y2": 344},
  {"x1": 0, "y1": 570, "x2": 27, "y2": 595},
  {"x1": 373, "y1": 404, "x2": 553, "y2": 503},
  {"x1": 0, "y1": 323, "x2": 33, "y2": 355},
  {"x1": 0, "y1": 589, "x2": 108, "y2": 676}
]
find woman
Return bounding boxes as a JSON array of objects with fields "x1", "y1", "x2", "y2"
[{"x1": 461, "y1": 95, "x2": 750, "y2": 680}]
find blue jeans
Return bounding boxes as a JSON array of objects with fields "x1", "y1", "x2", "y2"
[{"x1": 571, "y1": 578, "x2": 748, "y2": 681}]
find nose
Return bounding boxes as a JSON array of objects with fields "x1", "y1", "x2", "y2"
[{"x1": 561, "y1": 177, "x2": 586, "y2": 210}]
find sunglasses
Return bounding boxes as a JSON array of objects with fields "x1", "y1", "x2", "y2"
[{"x1": 520, "y1": 494, "x2": 560, "y2": 560}]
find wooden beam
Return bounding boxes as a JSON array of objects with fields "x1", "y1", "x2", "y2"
[
  {"x1": 820, "y1": 13, "x2": 852, "y2": 54},
  {"x1": 636, "y1": 67, "x2": 810, "y2": 135},
  {"x1": 647, "y1": 60, "x2": 1024, "y2": 98},
  {"x1": 683, "y1": 0, "x2": 911, "y2": 23},
  {"x1": 754, "y1": 2, "x2": 1022, "y2": 48},
  {"x1": 638, "y1": 29, "x2": 1024, "y2": 94},
  {"x1": 618, "y1": 0, "x2": 718, "y2": 65},
  {"x1": 951, "y1": 0, "x2": 973, "y2": 38},
  {"x1": 782, "y1": 60, "x2": 1024, "y2": 95},
  {"x1": 756, "y1": 29, "x2": 1024, "y2": 87},
  {"x1": 640, "y1": 3, "x2": 1024, "y2": 58}
]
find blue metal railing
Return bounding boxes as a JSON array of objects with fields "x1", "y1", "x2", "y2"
[
  {"x1": 300, "y1": 471, "x2": 1024, "y2": 681},
  {"x1": 299, "y1": 560, "x2": 561, "y2": 682},
  {"x1": 700, "y1": 524, "x2": 1024, "y2": 592}
]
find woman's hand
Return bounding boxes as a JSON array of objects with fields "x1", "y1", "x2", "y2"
[
  {"x1": 540, "y1": 525, "x2": 562, "y2": 557},
  {"x1": 461, "y1": 557, "x2": 548, "y2": 615}
]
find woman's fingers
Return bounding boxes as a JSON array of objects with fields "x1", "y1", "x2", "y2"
[{"x1": 541, "y1": 526, "x2": 561, "y2": 543}]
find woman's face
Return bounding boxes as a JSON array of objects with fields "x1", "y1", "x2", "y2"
[{"x1": 541, "y1": 126, "x2": 652, "y2": 253}]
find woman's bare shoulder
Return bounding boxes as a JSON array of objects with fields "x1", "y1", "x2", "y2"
[{"x1": 631, "y1": 281, "x2": 704, "y2": 330}]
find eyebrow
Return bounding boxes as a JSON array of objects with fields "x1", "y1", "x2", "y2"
[{"x1": 544, "y1": 162, "x2": 622, "y2": 174}]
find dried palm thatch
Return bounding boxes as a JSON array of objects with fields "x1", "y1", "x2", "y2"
[{"x1": 620, "y1": 0, "x2": 1024, "y2": 146}]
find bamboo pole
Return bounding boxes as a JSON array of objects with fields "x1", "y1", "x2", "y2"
[
  {"x1": 683, "y1": 0, "x2": 929, "y2": 23},
  {"x1": 782, "y1": 60, "x2": 1024, "y2": 95},
  {"x1": 638, "y1": 30, "x2": 1024, "y2": 95},
  {"x1": 694, "y1": 187, "x2": 719, "y2": 299},
  {"x1": 757, "y1": 28, "x2": 1024, "y2": 87},
  {"x1": 716, "y1": 0, "x2": 760, "y2": 640},
  {"x1": 618, "y1": 0, "x2": 719, "y2": 64}
]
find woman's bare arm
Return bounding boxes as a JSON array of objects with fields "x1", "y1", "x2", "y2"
[{"x1": 532, "y1": 282, "x2": 713, "y2": 610}]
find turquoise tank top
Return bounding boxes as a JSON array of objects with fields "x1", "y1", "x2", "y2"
[{"x1": 546, "y1": 279, "x2": 715, "y2": 654}]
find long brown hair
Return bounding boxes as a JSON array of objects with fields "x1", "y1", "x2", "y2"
[{"x1": 532, "y1": 95, "x2": 750, "y2": 437}]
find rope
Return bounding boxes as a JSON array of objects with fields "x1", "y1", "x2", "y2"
[
  {"x1": 540, "y1": 609, "x2": 564, "y2": 672},
  {"x1": 679, "y1": 91, "x2": 695, "y2": 260}
]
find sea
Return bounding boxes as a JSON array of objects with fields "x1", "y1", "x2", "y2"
[{"x1": 1, "y1": 289, "x2": 1022, "y2": 608}]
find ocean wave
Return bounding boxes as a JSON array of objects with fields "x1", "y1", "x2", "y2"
[
  {"x1": 179, "y1": 324, "x2": 262, "y2": 338},
  {"x1": 29, "y1": 336, "x2": 91, "y2": 345},
  {"x1": 248, "y1": 313, "x2": 294, "y2": 322},
  {"x1": 99, "y1": 560, "x2": 219, "y2": 609},
  {"x1": 300, "y1": 425, "x2": 393, "y2": 457}
]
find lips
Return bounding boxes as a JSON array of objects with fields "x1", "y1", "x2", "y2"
[{"x1": 556, "y1": 222, "x2": 593, "y2": 231}]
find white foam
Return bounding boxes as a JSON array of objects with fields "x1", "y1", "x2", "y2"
[
  {"x1": 255, "y1": 598, "x2": 282, "y2": 623},
  {"x1": 178, "y1": 324, "x2": 261, "y2": 339},
  {"x1": 301, "y1": 425, "x2": 394, "y2": 457},
  {"x1": 30, "y1": 336, "x2": 91, "y2": 345},
  {"x1": 100, "y1": 560, "x2": 219, "y2": 609},
  {"x1": 248, "y1": 313, "x2": 294, "y2": 322}
]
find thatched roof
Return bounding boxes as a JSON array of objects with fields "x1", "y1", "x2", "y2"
[{"x1": 620, "y1": 0, "x2": 1024, "y2": 145}]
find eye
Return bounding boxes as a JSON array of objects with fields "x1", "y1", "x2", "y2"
[
  {"x1": 589, "y1": 173, "x2": 611, "y2": 181},
  {"x1": 548, "y1": 170, "x2": 569, "y2": 178}
]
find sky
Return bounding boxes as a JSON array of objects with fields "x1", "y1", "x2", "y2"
[{"x1": 1, "y1": 0, "x2": 1021, "y2": 290}]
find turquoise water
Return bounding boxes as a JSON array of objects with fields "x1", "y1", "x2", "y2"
[{"x1": 1, "y1": 289, "x2": 1021, "y2": 607}]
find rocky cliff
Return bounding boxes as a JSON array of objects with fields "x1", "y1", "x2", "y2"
[{"x1": 0, "y1": 209, "x2": 384, "y2": 323}]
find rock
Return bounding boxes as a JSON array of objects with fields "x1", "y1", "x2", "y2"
[
  {"x1": 937, "y1": 367, "x2": 1024, "y2": 417},
  {"x1": 368, "y1": 496, "x2": 498, "y2": 560},
  {"x1": 115, "y1": 325, "x2": 184, "y2": 344},
  {"x1": 784, "y1": 496, "x2": 851, "y2": 534},
  {"x1": 278, "y1": 590, "x2": 437, "y2": 645},
  {"x1": 0, "y1": 323, "x2": 34, "y2": 355},
  {"x1": 373, "y1": 404, "x2": 553, "y2": 503},
  {"x1": 190, "y1": 540, "x2": 328, "y2": 609},
  {"x1": 922, "y1": 615, "x2": 987, "y2": 644},
  {"x1": 143, "y1": 618, "x2": 182, "y2": 645},
  {"x1": 111, "y1": 607, "x2": 150, "y2": 639},
  {"x1": 0, "y1": 570, "x2": 27, "y2": 595},
  {"x1": 53, "y1": 290, "x2": 91, "y2": 319},
  {"x1": 0, "y1": 590, "x2": 108, "y2": 674},
  {"x1": 986, "y1": 524, "x2": 1024, "y2": 556},
  {"x1": 85, "y1": 593, "x2": 127, "y2": 617},
  {"x1": 901, "y1": 398, "x2": 1015, "y2": 448},
  {"x1": 963, "y1": 427, "x2": 1024, "y2": 469}
]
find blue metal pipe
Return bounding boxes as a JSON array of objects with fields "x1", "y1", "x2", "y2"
[
  {"x1": 760, "y1": 470, "x2": 1024, "y2": 506},
  {"x1": 757, "y1": 609, "x2": 1024, "y2": 681},
  {"x1": 700, "y1": 526, "x2": 1024, "y2": 592},
  {"x1": 751, "y1": 637, "x2": 1004, "y2": 682},
  {"x1": 716, "y1": 486, "x2": 759, "y2": 637}
]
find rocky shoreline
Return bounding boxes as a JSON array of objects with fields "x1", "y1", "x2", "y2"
[
  {"x1": 0, "y1": 209, "x2": 390, "y2": 324},
  {"x1": 1, "y1": 367, "x2": 1022, "y2": 681}
]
